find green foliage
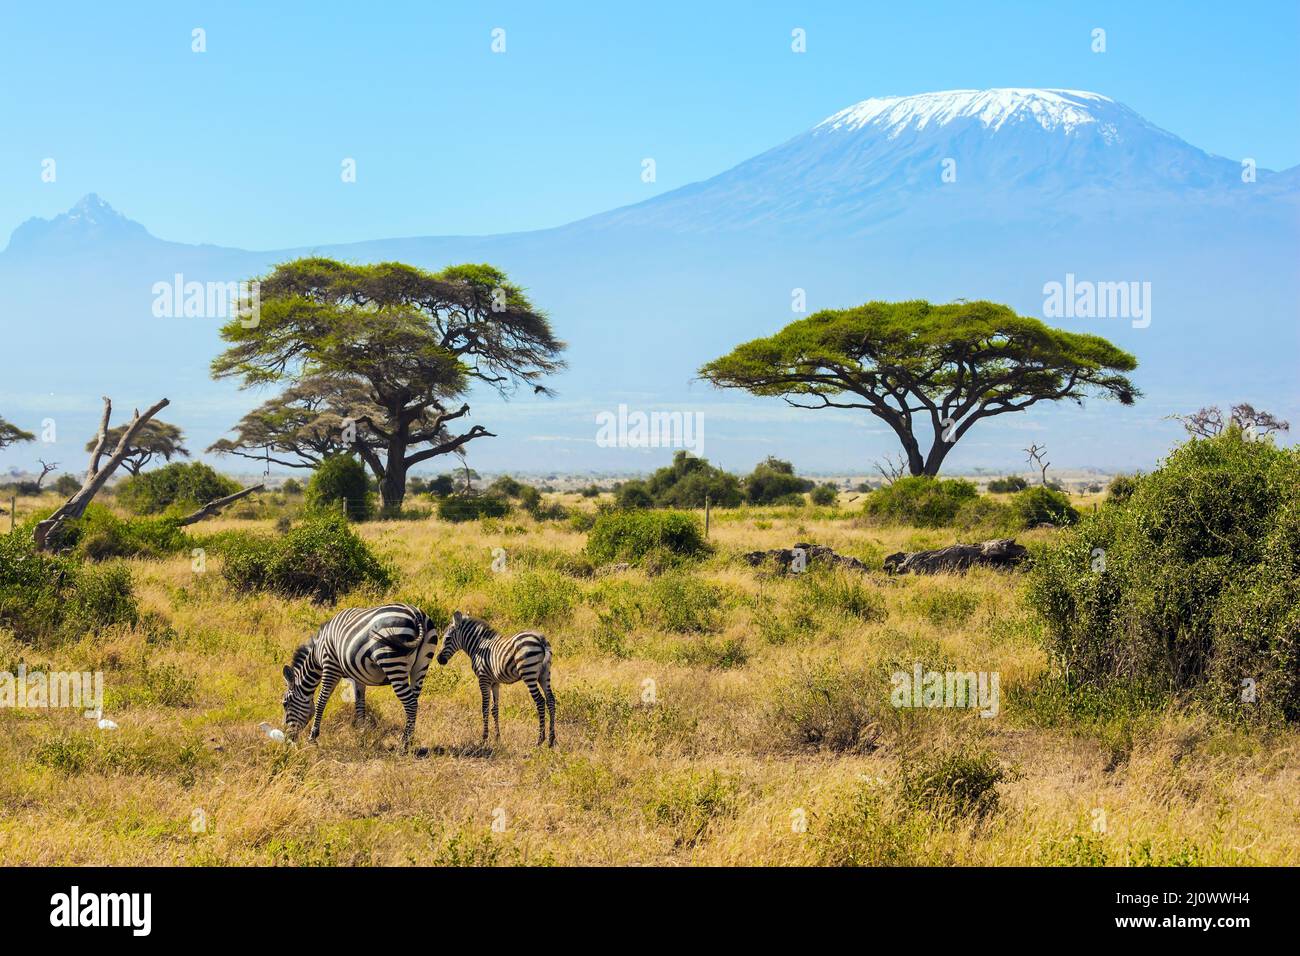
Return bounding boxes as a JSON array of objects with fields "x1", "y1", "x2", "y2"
[
  {"x1": 220, "y1": 513, "x2": 393, "y2": 602},
  {"x1": 809, "y1": 483, "x2": 839, "y2": 506},
  {"x1": 585, "y1": 510, "x2": 709, "y2": 566},
  {"x1": 1010, "y1": 486, "x2": 1079, "y2": 528},
  {"x1": 52, "y1": 474, "x2": 82, "y2": 497},
  {"x1": 436, "y1": 495, "x2": 510, "y2": 523},
  {"x1": 56, "y1": 505, "x2": 190, "y2": 561},
  {"x1": 744, "y1": 457, "x2": 813, "y2": 505},
  {"x1": 641, "y1": 770, "x2": 739, "y2": 847},
  {"x1": 280, "y1": 478, "x2": 303, "y2": 496},
  {"x1": 632, "y1": 451, "x2": 743, "y2": 508},
  {"x1": 986, "y1": 475, "x2": 1028, "y2": 493},
  {"x1": 646, "y1": 571, "x2": 724, "y2": 632},
  {"x1": 614, "y1": 481, "x2": 653, "y2": 509},
  {"x1": 305, "y1": 455, "x2": 372, "y2": 521},
  {"x1": 489, "y1": 570, "x2": 578, "y2": 627},
  {"x1": 863, "y1": 476, "x2": 978, "y2": 528},
  {"x1": 0, "y1": 532, "x2": 138, "y2": 640},
  {"x1": 116, "y1": 462, "x2": 240, "y2": 516},
  {"x1": 1028, "y1": 434, "x2": 1300, "y2": 719},
  {"x1": 1105, "y1": 473, "x2": 1141, "y2": 505}
]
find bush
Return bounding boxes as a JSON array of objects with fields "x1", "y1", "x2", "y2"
[
  {"x1": 220, "y1": 513, "x2": 392, "y2": 602},
  {"x1": 116, "y1": 462, "x2": 240, "y2": 516},
  {"x1": 1028, "y1": 434, "x2": 1300, "y2": 719},
  {"x1": 1105, "y1": 473, "x2": 1141, "y2": 505},
  {"x1": 744, "y1": 457, "x2": 813, "y2": 505},
  {"x1": 0, "y1": 532, "x2": 138, "y2": 640},
  {"x1": 898, "y1": 747, "x2": 1007, "y2": 819},
  {"x1": 810, "y1": 483, "x2": 839, "y2": 506},
  {"x1": 862, "y1": 476, "x2": 978, "y2": 528},
  {"x1": 52, "y1": 474, "x2": 82, "y2": 497},
  {"x1": 637, "y1": 451, "x2": 744, "y2": 508},
  {"x1": 305, "y1": 455, "x2": 372, "y2": 521},
  {"x1": 437, "y1": 495, "x2": 511, "y2": 523},
  {"x1": 280, "y1": 478, "x2": 303, "y2": 496},
  {"x1": 585, "y1": 510, "x2": 709, "y2": 566},
  {"x1": 770, "y1": 659, "x2": 884, "y2": 753},
  {"x1": 614, "y1": 481, "x2": 654, "y2": 510},
  {"x1": 1010, "y1": 486, "x2": 1079, "y2": 528},
  {"x1": 56, "y1": 505, "x2": 190, "y2": 561},
  {"x1": 986, "y1": 476, "x2": 1028, "y2": 493}
]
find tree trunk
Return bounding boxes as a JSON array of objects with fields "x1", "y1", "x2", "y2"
[
  {"x1": 175, "y1": 484, "x2": 264, "y2": 526},
  {"x1": 34, "y1": 396, "x2": 169, "y2": 550},
  {"x1": 884, "y1": 538, "x2": 1029, "y2": 575}
]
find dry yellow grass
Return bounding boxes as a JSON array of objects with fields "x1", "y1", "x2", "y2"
[{"x1": 1, "y1": 491, "x2": 1297, "y2": 866}]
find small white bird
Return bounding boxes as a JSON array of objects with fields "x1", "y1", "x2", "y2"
[
  {"x1": 259, "y1": 721, "x2": 286, "y2": 743},
  {"x1": 96, "y1": 718, "x2": 118, "y2": 731}
]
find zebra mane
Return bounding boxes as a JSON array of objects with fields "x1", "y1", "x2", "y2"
[
  {"x1": 461, "y1": 616, "x2": 497, "y2": 643},
  {"x1": 290, "y1": 643, "x2": 312, "y2": 670}
]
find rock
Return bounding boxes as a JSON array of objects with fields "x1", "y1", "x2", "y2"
[
  {"x1": 743, "y1": 543, "x2": 872, "y2": 573},
  {"x1": 883, "y1": 538, "x2": 1029, "y2": 575}
]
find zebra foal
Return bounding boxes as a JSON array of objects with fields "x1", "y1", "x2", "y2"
[
  {"x1": 281, "y1": 603, "x2": 440, "y2": 750},
  {"x1": 437, "y1": 611, "x2": 556, "y2": 747}
]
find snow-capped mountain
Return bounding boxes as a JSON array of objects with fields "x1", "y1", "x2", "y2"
[
  {"x1": 0, "y1": 89, "x2": 1296, "y2": 473},
  {"x1": 583, "y1": 88, "x2": 1284, "y2": 234}
]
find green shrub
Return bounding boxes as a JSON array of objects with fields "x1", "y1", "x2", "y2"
[
  {"x1": 1010, "y1": 486, "x2": 1079, "y2": 528},
  {"x1": 952, "y1": 495, "x2": 1015, "y2": 535},
  {"x1": 987, "y1": 476, "x2": 1028, "y2": 493},
  {"x1": 810, "y1": 483, "x2": 839, "y2": 506},
  {"x1": 801, "y1": 569, "x2": 886, "y2": 621},
  {"x1": 1028, "y1": 434, "x2": 1300, "y2": 719},
  {"x1": 60, "y1": 505, "x2": 190, "y2": 561},
  {"x1": 646, "y1": 571, "x2": 724, "y2": 632},
  {"x1": 641, "y1": 770, "x2": 739, "y2": 847},
  {"x1": 305, "y1": 455, "x2": 372, "y2": 521},
  {"x1": 116, "y1": 462, "x2": 240, "y2": 516},
  {"x1": 862, "y1": 476, "x2": 978, "y2": 528},
  {"x1": 221, "y1": 513, "x2": 392, "y2": 602},
  {"x1": 1105, "y1": 472, "x2": 1141, "y2": 505},
  {"x1": 490, "y1": 570, "x2": 579, "y2": 627},
  {"x1": 585, "y1": 510, "x2": 709, "y2": 566},
  {"x1": 0, "y1": 532, "x2": 138, "y2": 640},
  {"x1": 437, "y1": 495, "x2": 510, "y2": 523},
  {"x1": 744, "y1": 457, "x2": 813, "y2": 505},
  {"x1": 614, "y1": 482, "x2": 653, "y2": 509}
]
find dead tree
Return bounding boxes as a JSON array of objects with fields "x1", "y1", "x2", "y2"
[
  {"x1": 884, "y1": 538, "x2": 1029, "y2": 575},
  {"x1": 1025, "y1": 443, "x2": 1050, "y2": 487},
  {"x1": 33, "y1": 396, "x2": 169, "y2": 550},
  {"x1": 35, "y1": 459, "x2": 58, "y2": 492},
  {"x1": 873, "y1": 453, "x2": 906, "y2": 484},
  {"x1": 175, "y1": 484, "x2": 265, "y2": 526},
  {"x1": 1168, "y1": 403, "x2": 1291, "y2": 439}
]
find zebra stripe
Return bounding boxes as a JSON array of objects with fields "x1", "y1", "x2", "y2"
[
  {"x1": 282, "y1": 603, "x2": 439, "y2": 750},
  {"x1": 437, "y1": 611, "x2": 556, "y2": 747}
]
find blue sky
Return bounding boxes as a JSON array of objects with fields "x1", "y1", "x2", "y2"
[{"x1": 2, "y1": 0, "x2": 1297, "y2": 249}]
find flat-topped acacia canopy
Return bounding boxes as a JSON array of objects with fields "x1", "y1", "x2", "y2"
[{"x1": 698, "y1": 299, "x2": 1138, "y2": 477}]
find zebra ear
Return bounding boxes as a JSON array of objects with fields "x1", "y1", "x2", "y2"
[
  {"x1": 282, "y1": 665, "x2": 293, "y2": 682},
  {"x1": 452, "y1": 610, "x2": 463, "y2": 624}
]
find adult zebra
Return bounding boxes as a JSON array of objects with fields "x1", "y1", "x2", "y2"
[
  {"x1": 281, "y1": 603, "x2": 440, "y2": 750},
  {"x1": 437, "y1": 611, "x2": 556, "y2": 747}
]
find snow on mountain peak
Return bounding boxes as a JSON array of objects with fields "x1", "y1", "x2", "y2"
[{"x1": 815, "y1": 88, "x2": 1128, "y2": 140}]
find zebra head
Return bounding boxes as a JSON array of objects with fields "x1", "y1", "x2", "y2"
[
  {"x1": 437, "y1": 610, "x2": 472, "y2": 665},
  {"x1": 281, "y1": 643, "x2": 318, "y2": 738}
]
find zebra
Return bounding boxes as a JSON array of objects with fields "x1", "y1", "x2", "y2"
[
  {"x1": 436, "y1": 610, "x2": 556, "y2": 747},
  {"x1": 281, "y1": 603, "x2": 440, "y2": 750}
]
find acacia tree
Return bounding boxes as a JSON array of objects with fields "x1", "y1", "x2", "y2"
[
  {"x1": 207, "y1": 375, "x2": 368, "y2": 469},
  {"x1": 699, "y1": 300, "x2": 1139, "y2": 477},
  {"x1": 210, "y1": 258, "x2": 565, "y2": 511},
  {"x1": 1170, "y1": 403, "x2": 1290, "y2": 439},
  {"x1": 86, "y1": 419, "x2": 189, "y2": 475},
  {"x1": 0, "y1": 416, "x2": 35, "y2": 451}
]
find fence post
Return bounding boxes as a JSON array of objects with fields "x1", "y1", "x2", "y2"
[
  {"x1": 704, "y1": 494, "x2": 711, "y2": 537},
  {"x1": 8, "y1": 495, "x2": 14, "y2": 532}
]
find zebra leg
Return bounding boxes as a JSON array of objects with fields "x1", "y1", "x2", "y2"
[
  {"x1": 478, "y1": 678, "x2": 492, "y2": 745},
  {"x1": 525, "y1": 679, "x2": 546, "y2": 746},
  {"x1": 491, "y1": 684, "x2": 501, "y2": 742},
  {"x1": 352, "y1": 682, "x2": 367, "y2": 724},
  {"x1": 389, "y1": 678, "x2": 420, "y2": 752},
  {"x1": 309, "y1": 666, "x2": 341, "y2": 742},
  {"x1": 543, "y1": 670, "x2": 557, "y2": 747}
]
